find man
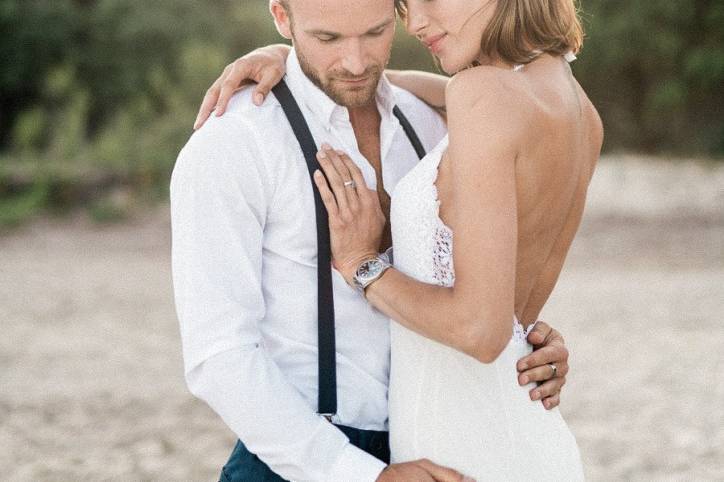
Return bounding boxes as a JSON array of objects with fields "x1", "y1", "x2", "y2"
[{"x1": 170, "y1": 1, "x2": 571, "y2": 480}]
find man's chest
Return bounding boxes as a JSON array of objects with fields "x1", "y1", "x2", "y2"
[{"x1": 263, "y1": 130, "x2": 417, "y2": 257}]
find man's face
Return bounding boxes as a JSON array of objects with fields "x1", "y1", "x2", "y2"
[{"x1": 275, "y1": 0, "x2": 396, "y2": 108}]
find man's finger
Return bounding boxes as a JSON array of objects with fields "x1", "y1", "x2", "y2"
[
  {"x1": 517, "y1": 343, "x2": 568, "y2": 372},
  {"x1": 518, "y1": 359, "x2": 568, "y2": 385},
  {"x1": 527, "y1": 320, "x2": 553, "y2": 346},
  {"x1": 530, "y1": 376, "x2": 566, "y2": 402},
  {"x1": 414, "y1": 459, "x2": 466, "y2": 482},
  {"x1": 542, "y1": 393, "x2": 561, "y2": 410}
]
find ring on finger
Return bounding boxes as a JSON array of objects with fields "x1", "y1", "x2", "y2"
[
  {"x1": 547, "y1": 363, "x2": 557, "y2": 379},
  {"x1": 343, "y1": 180, "x2": 356, "y2": 188}
]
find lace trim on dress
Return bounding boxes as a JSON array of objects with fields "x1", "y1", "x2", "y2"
[
  {"x1": 429, "y1": 144, "x2": 455, "y2": 287},
  {"x1": 512, "y1": 319, "x2": 538, "y2": 342},
  {"x1": 431, "y1": 224, "x2": 454, "y2": 286}
]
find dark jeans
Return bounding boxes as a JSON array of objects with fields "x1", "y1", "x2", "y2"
[{"x1": 219, "y1": 424, "x2": 390, "y2": 482}]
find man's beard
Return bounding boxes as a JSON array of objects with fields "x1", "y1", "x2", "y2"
[{"x1": 296, "y1": 45, "x2": 386, "y2": 108}]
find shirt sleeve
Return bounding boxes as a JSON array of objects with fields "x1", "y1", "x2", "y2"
[
  {"x1": 169, "y1": 119, "x2": 387, "y2": 482},
  {"x1": 380, "y1": 247, "x2": 394, "y2": 265}
]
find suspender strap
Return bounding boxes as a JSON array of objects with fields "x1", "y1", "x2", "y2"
[
  {"x1": 271, "y1": 79, "x2": 428, "y2": 418},
  {"x1": 393, "y1": 105, "x2": 427, "y2": 160},
  {"x1": 272, "y1": 80, "x2": 338, "y2": 417}
]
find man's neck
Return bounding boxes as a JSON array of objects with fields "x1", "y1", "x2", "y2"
[{"x1": 347, "y1": 102, "x2": 381, "y2": 134}]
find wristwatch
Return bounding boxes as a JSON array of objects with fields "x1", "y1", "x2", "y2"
[{"x1": 352, "y1": 256, "x2": 392, "y2": 293}]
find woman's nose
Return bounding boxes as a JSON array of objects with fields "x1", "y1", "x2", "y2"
[{"x1": 403, "y1": 1, "x2": 429, "y2": 38}]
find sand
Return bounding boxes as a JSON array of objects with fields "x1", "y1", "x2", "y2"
[{"x1": 1, "y1": 155, "x2": 723, "y2": 481}]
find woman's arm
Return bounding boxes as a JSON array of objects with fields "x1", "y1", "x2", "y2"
[
  {"x1": 194, "y1": 44, "x2": 291, "y2": 129},
  {"x1": 314, "y1": 68, "x2": 524, "y2": 363},
  {"x1": 386, "y1": 69, "x2": 450, "y2": 121}
]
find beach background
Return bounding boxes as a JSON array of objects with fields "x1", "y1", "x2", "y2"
[{"x1": 1, "y1": 1, "x2": 723, "y2": 481}]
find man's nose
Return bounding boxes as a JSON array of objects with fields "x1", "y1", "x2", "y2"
[{"x1": 340, "y1": 40, "x2": 367, "y2": 76}]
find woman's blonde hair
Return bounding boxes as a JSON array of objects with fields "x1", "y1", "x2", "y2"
[{"x1": 395, "y1": 0, "x2": 584, "y2": 65}]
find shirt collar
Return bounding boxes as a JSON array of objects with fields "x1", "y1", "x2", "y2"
[{"x1": 284, "y1": 48, "x2": 397, "y2": 126}]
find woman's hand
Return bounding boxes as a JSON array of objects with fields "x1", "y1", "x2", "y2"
[
  {"x1": 312, "y1": 145, "x2": 386, "y2": 286},
  {"x1": 194, "y1": 44, "x2": 291, "y2": 130}
]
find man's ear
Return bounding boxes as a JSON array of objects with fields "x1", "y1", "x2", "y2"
[{"x1": 270, "y1": 1, "x2": 293, "y2": 40}]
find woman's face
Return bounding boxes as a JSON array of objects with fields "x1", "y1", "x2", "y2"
[{"x1": 402, "y1": 0, "x2": 497, "y2": 74}]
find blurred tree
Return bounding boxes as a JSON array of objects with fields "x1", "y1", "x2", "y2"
[
  {"x1": 1, "y1": 0, "x2": 723, "y2": 224},
  {"x1": 0, "y1": 0, "x2": 77, "y2": 147},
  {"x1": 574, "y1": 0, "x2": 724, "y2": 154}
]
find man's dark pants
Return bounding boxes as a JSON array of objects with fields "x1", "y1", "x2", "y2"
[{"x1": 219, "y1": 424, "x2": 390, "y2": 481}]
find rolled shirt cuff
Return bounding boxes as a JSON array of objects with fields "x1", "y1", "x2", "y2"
[{"x1": 324, "y1": 443, "x2": 387, "y2": 482}]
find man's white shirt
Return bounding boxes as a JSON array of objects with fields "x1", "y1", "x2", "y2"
[{"x1": 170, "y1": 50, "x2": 447, "y2": 481}]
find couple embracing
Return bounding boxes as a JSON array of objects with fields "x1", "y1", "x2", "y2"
[{"x1": 170, "y1": 0, "x2": 603, "y2": 480}]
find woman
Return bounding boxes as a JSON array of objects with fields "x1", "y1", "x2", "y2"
[{"x1": 199, "y1": 0, "x2": 602, "y2": 479}]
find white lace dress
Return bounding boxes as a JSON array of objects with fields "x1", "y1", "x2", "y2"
[{"x1": 388, "y1": 134, "x2": 584, "y2": 481}]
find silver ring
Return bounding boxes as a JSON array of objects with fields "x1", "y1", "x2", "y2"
[
  {"x1": 547, "y1": 363, "x2": 557, "y2": 378},
  {"x1": 344, "y1": 180, "x2": 356, "y2": 188}
]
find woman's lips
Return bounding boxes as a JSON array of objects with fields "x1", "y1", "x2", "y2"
[{"x1": 424, "y1": 34, "x2": 447, "y2": 54}]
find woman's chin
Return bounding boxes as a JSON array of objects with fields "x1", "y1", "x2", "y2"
[{"x1": 438, "y1": 56, "x2": 464, "y2": 75}]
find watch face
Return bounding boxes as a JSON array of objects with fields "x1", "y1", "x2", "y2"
[{"x1": 357, "y1": 259, "x2": 382, "y2": 282}]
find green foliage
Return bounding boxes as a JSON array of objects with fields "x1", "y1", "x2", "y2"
[
  {"x1": 88, "y1": 192, "x2": 131, "y2": 224},
  {"x1": 0, "y1": 188, "x2": 47, "y2": 227},
  {"x1": 0, "y1": 173, "x2": 49, "y2": 228},
  {"x1": 0, "y1": 1, "x2": 722, "y2": 226},
  {"x1": 573, "y1": 0, "x2": 724, "y2": 154}
]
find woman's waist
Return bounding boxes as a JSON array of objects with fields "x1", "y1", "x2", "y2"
[{"x1": 390, "y1": 324, "x2": 534, "y2": 393}]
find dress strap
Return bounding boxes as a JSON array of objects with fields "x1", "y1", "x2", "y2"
[{"x1": 514, "y1": 50, "x2": 577, "y2": 71}]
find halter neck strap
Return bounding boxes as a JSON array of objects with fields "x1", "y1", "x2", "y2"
[
  {"x1": 564, "y1": 51, "x2": 577, "y2": 63},
  {"x1": 513, "y1": 50, "x2": 577, "y2": 71}
]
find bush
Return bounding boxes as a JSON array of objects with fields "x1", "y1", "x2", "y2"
[{"x1": 0, "y1": 1, "x2": 722, "y2": 226}]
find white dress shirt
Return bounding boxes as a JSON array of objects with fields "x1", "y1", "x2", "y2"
[{"x1": 170, "y1": 49, "x2": 447, "y2": 481}]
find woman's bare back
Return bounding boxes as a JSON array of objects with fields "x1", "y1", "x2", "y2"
[{"x1": 437, "y1": 54, "x2": 603, "y2": 327}]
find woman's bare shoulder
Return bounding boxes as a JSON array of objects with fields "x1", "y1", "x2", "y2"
[
  {"x1": 445, "y1": 66, "x2": 531, "y2": 145},
  {"x1": 445, "y1": 66, "x2": 528, "y2": 113}
]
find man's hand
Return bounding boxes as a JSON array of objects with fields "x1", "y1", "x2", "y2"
[
  {"x1": 377, "y1": 459, "x2": 474, "y2": 482},
  {"x1": 517, "y1": 321, "x2": 570, "y2": 410}
]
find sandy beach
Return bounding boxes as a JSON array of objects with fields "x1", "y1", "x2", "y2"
[{"x1": 1, "y1": 155, "x2": 723, "y2": 481}]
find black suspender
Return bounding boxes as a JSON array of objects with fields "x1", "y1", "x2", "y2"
[
  {"x1": 272, "y1": 80, "x2": 338, "y2": 418},
  {"x1": 271, "y1": 79, "x2": 427, "y2": 419},
  {"x1": 392, "y1": 105, "x2": 426, "y2": 160}
]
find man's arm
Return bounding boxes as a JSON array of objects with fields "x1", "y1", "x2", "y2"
[{"x1": 169, "y1": 119, "x2": 386, "y2": 482}]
